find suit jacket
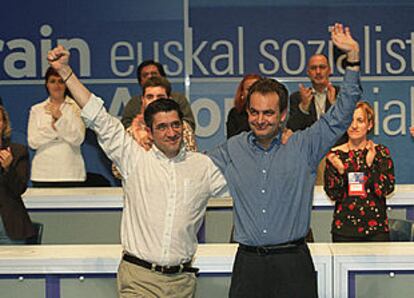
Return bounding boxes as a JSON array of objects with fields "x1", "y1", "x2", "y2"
[
  {"x1": 287, "y1": 85, "x2": 340, "y2": 131},
  {"x1": 287, "y1": 85, "x2": 347, "y2": 146},
  {"x1": 0, "y1": 142, "x2": 35, "y2": 240}
]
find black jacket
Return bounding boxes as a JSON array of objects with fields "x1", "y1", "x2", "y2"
[{"x1": 0, "y1": 142, "x2": 35, "y2": 240}]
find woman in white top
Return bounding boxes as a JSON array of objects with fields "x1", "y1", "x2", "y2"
[{"x1": 28, "y1": 67, "x2": 86, "y2": 187}]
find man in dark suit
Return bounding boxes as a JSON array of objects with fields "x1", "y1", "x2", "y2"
[{"x1": 287, "y1": 54, "x2": 340, "y2": 131}]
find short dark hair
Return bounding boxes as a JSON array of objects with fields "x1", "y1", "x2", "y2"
[
  {"x1": 142, "y1": 76, "x2": 172, "y2": 97},
  {"x1": 246, "y1": 78, "x2": 289, "y2": 113},
  {"x1": 144, "y1": 98, "x2": 183, "y2": 131},
  {"x1": 44, "y1": 66, "x2": 71, "y2": 98},
  {"x1": 136, "y1": 60, "x2": 167, "y2": 85}
]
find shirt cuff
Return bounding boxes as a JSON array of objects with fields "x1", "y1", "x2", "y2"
[
  {"x1": 344, "y1": 69, "x2": 360, "y2": 83},
  {"x1": 81, "y1": 94, "x2": 104, "y2": 127}
]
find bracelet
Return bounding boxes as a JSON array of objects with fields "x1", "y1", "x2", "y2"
[{"x1": 63, "y1": 70, "x2": 73, "y2": 83}]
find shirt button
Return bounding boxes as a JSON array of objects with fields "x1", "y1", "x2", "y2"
[
  {"x1": 262, "y1": 169, "x2": 266, "y2": 174},
  {"x1": 263, "y1": 229, "x2": 267, "y2": 234},
  {"x1": 261, "y1": 189, "x2": 266, "y2": 194},
  {"x1": 262, "y1": 209, "x2": 266, "y2": 213}
]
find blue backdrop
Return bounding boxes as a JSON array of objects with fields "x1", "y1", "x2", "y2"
[{"x1": 1, "y1": 0, "x2": 413, "y2": 185}]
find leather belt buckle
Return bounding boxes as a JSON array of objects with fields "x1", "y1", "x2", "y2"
[
  {"x1": 151, "y1": 263, "x2": 157, "y2": 272},
  {"x1": 256, "y1": 246, "x2": 268, "y2": 255}
]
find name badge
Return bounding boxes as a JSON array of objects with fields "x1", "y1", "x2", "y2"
[{"x1": 348, "y1": 172, "x2": 366, "y2": 196}]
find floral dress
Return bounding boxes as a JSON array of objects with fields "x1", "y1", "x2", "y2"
[{"x1": 324, "y1": 144, "x2": 395, "y2": 239}]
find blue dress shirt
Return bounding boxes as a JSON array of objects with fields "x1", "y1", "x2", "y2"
[{"x1": 209, "y1": 70, "x2": 362, "y2": 246}]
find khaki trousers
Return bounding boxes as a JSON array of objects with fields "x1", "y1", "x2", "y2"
[{"x1": 117, "y1": 259, "x2": 196, "y2": 298}]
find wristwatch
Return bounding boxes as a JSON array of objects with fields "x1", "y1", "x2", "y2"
[{"x1": 343, "y1": 60, "x2": 361, "y2": 68}]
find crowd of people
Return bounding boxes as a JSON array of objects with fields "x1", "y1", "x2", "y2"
[{"x1": 0, "y1": 22, "x2": 410, "y2": 297}]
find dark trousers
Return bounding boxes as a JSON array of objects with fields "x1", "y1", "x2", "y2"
[
  {"x1": 229, "y1": 243, "x2": 318, "y2": 298},
  {"x1": 332, "y1": 232, "x2": 390, "y2": 242}
]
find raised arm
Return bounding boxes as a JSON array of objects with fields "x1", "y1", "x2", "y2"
[
  {"x1": 47, "y1": 46, "x2": 91, "y2": 108},
  {"x1": 295, "y1": 23, "x2": 362, "y2": 169}
]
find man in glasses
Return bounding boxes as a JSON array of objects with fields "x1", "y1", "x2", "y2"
[{"x1": 47, "y1": 46, "x2": 227, "y2": 298}]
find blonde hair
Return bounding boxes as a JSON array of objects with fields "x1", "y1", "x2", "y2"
[{"x1": 0, "y1": 105, "x2": 12, "y2": 140}]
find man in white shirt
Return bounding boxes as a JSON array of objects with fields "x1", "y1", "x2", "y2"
[{"x1": 47, "y1": 46, "x2": 228, "y2": 298}]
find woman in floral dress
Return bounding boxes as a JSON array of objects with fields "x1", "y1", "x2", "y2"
[{"x1": 324, "y1": 101, "x2": 395, "y2": 242}]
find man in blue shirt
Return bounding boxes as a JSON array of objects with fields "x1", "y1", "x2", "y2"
[{"x1": 209, "y1": 23, "x2": 362, "y2": 297}]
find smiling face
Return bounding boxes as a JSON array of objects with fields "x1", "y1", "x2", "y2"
[
  {"x1": 46, "y1": 74, "x2": 66, "y2": 100},
  {"x1": 307, "y1": 54, "x2": 331, "y2": 89},
  {"x1": 347, "y1": 107, "x2": 373, "y2": 142},
  {"x1": 150, "y1": 111, "x2": 183, "y2": 158},
  {"x1": 247, "y1": 91, "x2": 281, "y2": 148}
]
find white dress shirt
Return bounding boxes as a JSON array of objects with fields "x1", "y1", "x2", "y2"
[
  {"x1": 312, "y1": 88, "x2": 328, "y2": 119},
  {"x1": 81, "y1": 94, "x2": 228, "y2": 266},
  {"x1": 28, "y1": 97, "x2": 86, "y2": 182}
]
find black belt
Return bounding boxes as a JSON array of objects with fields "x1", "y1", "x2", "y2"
[
  {"x1": 239, "y1": 238, "x2": 306, "y2": 255},
  {"x1": 122, "y1": 254, "x2": 199, "y2": 275}
]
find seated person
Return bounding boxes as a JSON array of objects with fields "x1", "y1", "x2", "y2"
[{"x1": 0, "y1": 104, "x2": 36, "y2": 244}]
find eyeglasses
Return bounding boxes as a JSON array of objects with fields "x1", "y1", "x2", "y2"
[{"x1": 154, "y1": 121, "x2": 182, "y2": 131}]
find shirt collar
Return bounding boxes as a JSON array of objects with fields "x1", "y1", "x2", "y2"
[
  {"x1": 47, "y1": 96, "x2": 73, "y2": 105},
  {"x1": 152, "y1": 143, "x2": 187, "y2": 162},
  {"x1": 311, "y1": 86, "x2": 328, "y2": 95},
  {"x1": 247, "y1": 130, "x2": 281, "y2": 152}
]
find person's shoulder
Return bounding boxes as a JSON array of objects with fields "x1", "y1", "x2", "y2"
[
  {"x1": 65, "y1": 96, "x2": 79, "y2": 104},
  {"x1": 290, "y1": 90, "x2": 301, "y2": 99},
  {"x1": 30, "y1": 99, "x2": 48, "y2": 110},
  {"x1": 227, "y1": 107, "x2": 239, "y2": 117},
  {"x1": 126, "y1": 95, "x2": 141, "y2": 106},
  {"x1": 289, "y1": 91, "x2": 302, "y2": 106},
  {"x1": 184, "y1": 150, "x2": 212, "y2": 164},
  {"x1": 331, "y1": 143, "x2": 348, "y2": 152},
  {"x1": 10, "y1": 143, "x2": 28, "y2": 156},
  {"x1": 171, "y1": 91, "x2": 187, "y2": 102},
  {"x1": 376, "y1": 143, "x2": 391, "y2": 154}
]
